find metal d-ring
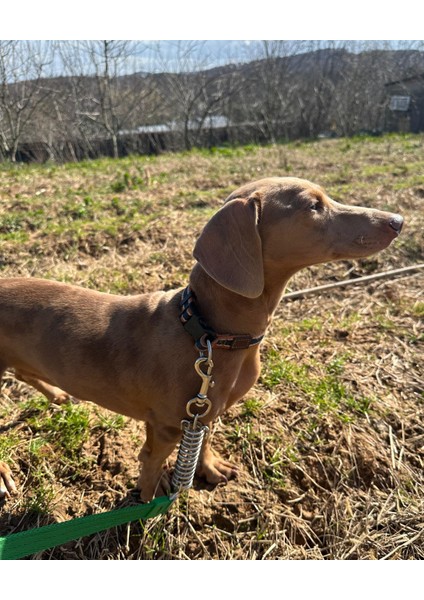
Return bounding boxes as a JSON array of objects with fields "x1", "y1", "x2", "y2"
[{"x1": 186, "y1": 396, "x2": 212, "y2": 418}]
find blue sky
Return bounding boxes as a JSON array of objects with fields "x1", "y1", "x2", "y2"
[
  {"x1": 2, "y1": 40, "x2": 421, "y2": 82},
  {"x1": 117, "y1": 40, "x2": 423, "y2": 74}
]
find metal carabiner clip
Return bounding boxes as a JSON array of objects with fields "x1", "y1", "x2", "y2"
[
  {"x1": 185, "y1": 339, "x2": 214, "y2": 419},
  {"x1": 194, "y1": 356, "x2": 214, "y2": 398}
]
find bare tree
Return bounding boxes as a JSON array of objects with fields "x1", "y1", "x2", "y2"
[
  {"x1": 153, "y1": 41, "x2": 241, "y2": 150},
  {"x1": 290, "y1": 40, "x2": 346, "y2": 138},
  {"x1": 1, "y1": 40, "x2": 424, "y2": 163},
  {"x1": 234, "y1": 40, "x2": 305, "y2": 143},
  {"x1": 57, "y1": 40, "x2": 154, "y2": 159},
  {"x1": 0, "y1": 41, "x2": 54, "y2": 161}
]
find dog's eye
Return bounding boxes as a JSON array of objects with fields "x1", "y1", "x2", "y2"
[{"x1": 309, "y1": 199, "x2": 324, "y2": 213}]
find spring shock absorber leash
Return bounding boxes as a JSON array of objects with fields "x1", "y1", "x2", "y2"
[
  {"x1": 174, "y1": 285, "x2": 264, "y2": 495},
  {"x1": 171, "y1": 339, "x2": 214, "y2": 493}
]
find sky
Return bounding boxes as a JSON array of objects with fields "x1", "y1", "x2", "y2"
[{"x1": 3, "y1": 39, "x2": 421, "y2": 82}]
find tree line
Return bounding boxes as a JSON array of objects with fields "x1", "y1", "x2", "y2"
[{"x1": 0, "y1": 40, "x2": 423, "y2": 163}]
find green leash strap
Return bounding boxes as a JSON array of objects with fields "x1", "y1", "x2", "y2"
[{"x1": 0, "y1": 494, "x2": 175, "y2": 560}]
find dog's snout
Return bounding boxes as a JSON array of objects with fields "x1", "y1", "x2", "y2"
[{"x1": 389, "y1": 214, "x2": 404, "y2": 234}]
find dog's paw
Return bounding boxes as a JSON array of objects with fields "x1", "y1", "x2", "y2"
[
  {"x1": 197, "y1": 451, "x2": 238, "y2": 486},
  {"x1": 0, "y1": 461, "x2": 16, "y2": 498},
  {"x1": 52, "y1": 391, "x2": 78, "y2": 405}
]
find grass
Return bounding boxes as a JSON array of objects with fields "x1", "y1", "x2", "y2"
[
  {"x1": 24, "y1": 397, "x2": 91, "y2": 461},
  {"x1": 0, "y1": 133, "x2": 423, "y2": 559},
  {"x1": 413, "y1": 301, "x2": 424, "y2": 317},
  {"x1": 261, "y1": 350, "x2": 373, "y2": 422}
]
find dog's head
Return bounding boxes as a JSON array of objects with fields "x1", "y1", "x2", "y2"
[{"x1": 193, "y1": 177, "x2": 403, "y2": 298}]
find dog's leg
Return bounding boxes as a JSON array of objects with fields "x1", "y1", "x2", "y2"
[
  {"x1": 137, "y1": 422, "x2": 180, "y2": 501},
  {"x1": 0, "y1": 461, "x2": 16, "y2": 498},
  {"x1": 0, "y1": 363, "x2": 17, "y2": 497},
  {"x1": 196, "y1": 435, "x2": 238, "y2": 485},
  {"x1": 15, "y1": 371, "x2": 74, "y2": 404}
]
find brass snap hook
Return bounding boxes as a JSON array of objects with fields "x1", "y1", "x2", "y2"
[
  {"x1": 194, "y1": 357, "x2": 214, "y2": 397},
  {"x1": 185, "y1": 339, "x2": 214, "y2": 419}
]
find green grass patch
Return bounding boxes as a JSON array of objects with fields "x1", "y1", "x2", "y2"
[
  {"x1": 260, "y1": 349, "x2": 309, "y2": 389},
  {"x1": 261, "y1": 350, "x2": 373, "y2": 422},
  {"x1": 22, "y1": 472, "x2": 56, "y2": 514},
  {"x1": 110, "y1": 170, "x2": 148, "y2": 193},
  {"x1": 412, "y1": 302, "x2": 424, "y2": 318},
  {"x1": 263, "y1": 447, "x2": 287, "y2": 487},
  {"x1": 241, "y1": 397, "x2": 263, "y2": 419},
  {"x1": 23, "y1": 396, "x2": 91, "y2": 462},
  {"x1": 93, "y1": 410, "x2": 126, "y2": 432},
  {"x1": 0, "y1": 431, "x2": 20, "y2": 462}
]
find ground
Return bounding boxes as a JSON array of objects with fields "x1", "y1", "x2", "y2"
[{"x1": 0, "y1": 134, "x2": 422, "y2": 559}]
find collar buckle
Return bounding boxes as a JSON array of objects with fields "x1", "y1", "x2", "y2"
[
  {"x1": 179, "y1": 286, "x2": 264, "y2": 351},
  {"x1": 214, "y1": 334, "x2": 253, "y2": 350}
]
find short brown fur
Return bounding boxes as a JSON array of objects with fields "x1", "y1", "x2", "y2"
[{"x1": 0, "y1": 177, "x2": 403, "y2": 501}]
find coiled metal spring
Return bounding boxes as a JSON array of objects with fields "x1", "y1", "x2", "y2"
[{"x1": 172, "y1": 419, "x2": 209, "y2": 492}]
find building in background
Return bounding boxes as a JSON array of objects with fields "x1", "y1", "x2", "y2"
[{"x1": 385, "y1": 73, "x2": 424, "y2": 133}]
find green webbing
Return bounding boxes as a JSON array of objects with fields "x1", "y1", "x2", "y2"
[{"x1": 0, "y1": 494, "x2": 175, "y2": 560}]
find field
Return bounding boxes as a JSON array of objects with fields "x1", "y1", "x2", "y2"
[{"x1": 0, "y1": 133, "x2": 423, "y2": 560}]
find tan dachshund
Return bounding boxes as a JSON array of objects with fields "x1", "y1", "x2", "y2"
[{"x1": 0, "y1": 177, "x2": 403, "y2": 501}]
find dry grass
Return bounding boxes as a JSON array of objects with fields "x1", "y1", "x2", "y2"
[{"x1": 0, "y1": 134, "x2": 423, "y2": 560}]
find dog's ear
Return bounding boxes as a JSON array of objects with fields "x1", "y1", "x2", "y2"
[{"x1": 193, "y1": 195, "x2": 264, "y2": 298}]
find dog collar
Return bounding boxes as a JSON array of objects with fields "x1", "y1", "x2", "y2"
[{"x1": 179, "y1": 286, "x2": 264, "y2": 351}]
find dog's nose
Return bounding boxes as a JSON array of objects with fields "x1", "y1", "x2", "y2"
[{"x1": 389, "y1": 214, "x2": 404, "y2": 233}]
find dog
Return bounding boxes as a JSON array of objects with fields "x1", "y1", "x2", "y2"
[{"x1": 0, "y1": 177, "x2": 403, "y2": 501}]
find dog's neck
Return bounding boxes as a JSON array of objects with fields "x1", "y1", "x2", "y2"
[{"x1": 189, "y1": 263, "x2": 298, "y2": 338}]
